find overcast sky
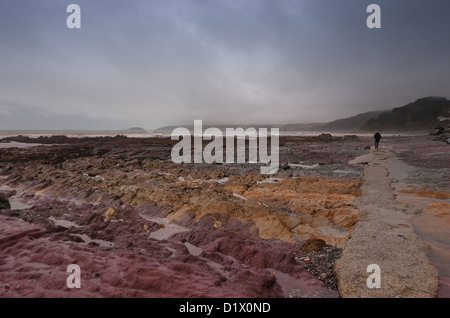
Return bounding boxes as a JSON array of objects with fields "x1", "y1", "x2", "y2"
[{"x1": 1, "y1": 0, "x2": 449, "y2": 129}]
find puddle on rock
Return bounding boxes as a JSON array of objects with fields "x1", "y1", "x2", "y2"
[
  {"x1": 139, "y1": 216, "x2": 190, "y2": 240},
  {"x1": 70, "y1": 234, "x2": 115, "y2": 248},
  {"x1": 48, "y1": 216, "x2": 81, "y2": 228}
]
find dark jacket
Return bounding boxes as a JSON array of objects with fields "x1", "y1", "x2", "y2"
[{"x1": 374, "y1": 132, "x2": 381, "y2": 141}]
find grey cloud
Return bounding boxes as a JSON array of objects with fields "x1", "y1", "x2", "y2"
[{"x1": 1, "y1": 0, "x2": 449, "y2": 129}]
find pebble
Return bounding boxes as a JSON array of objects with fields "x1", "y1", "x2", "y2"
[{"x1": 297, "y1": 243, "x2": 343, "y2": 290}]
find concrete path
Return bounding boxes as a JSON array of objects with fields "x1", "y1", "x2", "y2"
[{"x1": 334, "y1": 144, "x2": 439, "y2": 297}]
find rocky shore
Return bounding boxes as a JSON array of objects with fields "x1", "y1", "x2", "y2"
[{"x1": 0, "y1": 134, "x2": 447, "y2": 298}]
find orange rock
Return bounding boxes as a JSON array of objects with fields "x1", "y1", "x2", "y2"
[
  {"x1": 331, "y1": 206, "x2": 359, "y2": 228},
  {"x1": 301, "y1": 239, "x2": 326, "y2": 252},
  {"x1": 253, "y1": 215, "x2": 296, "y2": 244},
  {"x1": 398, "y1": 186, "x2": 450, "y2": 200},
  {"x1": 16, "y1": 156, "x2": 362, "y2": 247},
  {"x1": 105, "y1": 208, "x2": 116, "y2": 219}
]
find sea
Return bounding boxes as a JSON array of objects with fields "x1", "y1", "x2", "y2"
[{"x1": 0, "y1": 129, "x2": 419, "y2": 139}]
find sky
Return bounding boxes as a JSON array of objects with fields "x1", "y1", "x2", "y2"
[{"x1": 0, "y1": 0, "x2": 449, "y2": 130}]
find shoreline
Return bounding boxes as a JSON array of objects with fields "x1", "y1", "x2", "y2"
[
  {"x1": 0, "y1": 134, "x2": 448, "y2": 298},
  {"x1": 0, "y1": 129, "x2": 431, "y2": 140}
]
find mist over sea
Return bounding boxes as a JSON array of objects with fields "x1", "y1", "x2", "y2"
[
  {"x1": 0, "y1": 130, "x2": 166, "y2": 139},
  {"x1": 0, "y1": 129, "x2": 422, "y2": 139}
]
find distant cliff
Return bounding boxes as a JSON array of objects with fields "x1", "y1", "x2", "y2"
[
  {"x1": 362, "y1": 97, "x2": 450, "y2": 131},
  {"x1": 283, "y1": 97, "x2": 450, "y2": 132},
  {"x1": 318, "y1": 111, "x2": 385, "y2": 132},
  {"x1": 155, "y1": 97, "x2": 450, "y2": 133}
]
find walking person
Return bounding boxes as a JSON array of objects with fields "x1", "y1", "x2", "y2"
[{"x1": 374, "y1": 131, "x2": 381, "y2": 149}]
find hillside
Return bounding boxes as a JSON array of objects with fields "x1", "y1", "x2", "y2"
[
  {"x1": 280, "y1": 111, "x2": 384, "y2": 132},
  {"x1": 318, "y1": 111, "x2": 385, "y2": 132},
  {"x1": 156, "y1": 97, "x2": 450, "y2": 133},
  {"x1": 362, "y1": 97, "x2": 450, "y2": 131}
]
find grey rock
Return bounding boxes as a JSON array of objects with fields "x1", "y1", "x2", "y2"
[
  {"x1": 430, "y1": 127, "x2": 444, "y2": 136},
  {"x1": 0, "y1": 194, "x2": 11, "y2": 210}
]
